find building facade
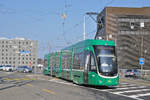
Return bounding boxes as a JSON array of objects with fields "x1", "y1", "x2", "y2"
[
  {"x1": 95, "y1": 7, "x2": 150, "y2": 69},
  {"x1": 0, "y1": 38, "x2": 38, "y2": 68}
]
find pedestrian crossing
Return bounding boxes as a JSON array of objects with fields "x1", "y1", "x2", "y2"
[
  {"x1": 101, "y1": 82, "x2": 150, "y2": 100},
  {"x1": 48, "y1": 78, "x2": 150, "y2": 100}
]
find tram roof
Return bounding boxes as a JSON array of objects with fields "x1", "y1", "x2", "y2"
[
  {"x1": 63, "y1": 39, "x2": 115, "y2": 50},
  {"x1": 44, "y1": 39, "x2": 115, "y2": 58}
]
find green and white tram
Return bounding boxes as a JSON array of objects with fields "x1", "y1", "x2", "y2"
[{"x1": 43, "y1": 39, "x2": 119, "y2": 86}]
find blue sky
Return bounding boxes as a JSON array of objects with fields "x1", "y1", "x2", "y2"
[{"x1": 0, "y1": 0, "x2": 150, "y2": 58}]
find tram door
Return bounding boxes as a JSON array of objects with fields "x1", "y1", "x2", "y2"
[{"x1": 84, "y1": 51, "x2": 90, "y2": 84}]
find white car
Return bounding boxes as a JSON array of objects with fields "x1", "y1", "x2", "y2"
[{"x1": 3, "y1": 65, "x2": 13, "y2": 71}]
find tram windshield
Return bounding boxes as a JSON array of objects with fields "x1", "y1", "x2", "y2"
[{"x1": 94, "y1": 45, "x2": 117, "y2": 76}]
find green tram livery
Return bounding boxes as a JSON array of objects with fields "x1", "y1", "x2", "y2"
[{"x1": 43, "y1": 39, "x2": 119, "y2": 86}]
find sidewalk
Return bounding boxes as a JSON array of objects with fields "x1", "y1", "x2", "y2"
[{"x1": 120, "y1": 77, "x2": 150, "y2": 86}]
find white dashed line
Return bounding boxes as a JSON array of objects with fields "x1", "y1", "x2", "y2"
[
  {"x1": 113, "y1": 89, "x2": 150, "y2": 94},
  {"x1": 128, "y1": 93, "x2": 150, "y2": 98}
]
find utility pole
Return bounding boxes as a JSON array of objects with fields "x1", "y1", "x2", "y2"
[
  {"x1": 83, "y1": 15, "x2": 86, "y2": 40},
  {"x1": 140, "y1": 22, "x2": 144, "y2": 77},
  {"x1": 48, "y1": 42, "x2": 52, "y2": 76},
  {"x1": 83, "y1": 12, "x2": 99, "y2": 40}
]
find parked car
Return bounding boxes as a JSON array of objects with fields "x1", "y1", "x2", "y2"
[
  {"x1": 0, "y1": 66, "x2": 4, "y2": 71},
  {"x1": 3, "y1": 65, "x2": 13, "y2": 72},
  {"x1": 125, "y1": 69, "x2": 141, "y2": 78},
  {"x1": 17, "y1": 66, "x2": 32, "y2": 73}
]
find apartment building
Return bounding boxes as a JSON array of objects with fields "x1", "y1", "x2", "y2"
[
  {"x1": 95, "y1": 7, "x2": 150, "y2": 69},
  {"x1": 0, "y1": 38, "x2": 38, "y2": 68}
]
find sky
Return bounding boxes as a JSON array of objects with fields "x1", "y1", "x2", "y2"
[{"x1": 0, "y1": 0, "x2": 150, "y2": 58}]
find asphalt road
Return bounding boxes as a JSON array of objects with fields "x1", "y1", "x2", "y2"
[{"x1": 0, "y1": 71, "x2": 150, "y2": 100}]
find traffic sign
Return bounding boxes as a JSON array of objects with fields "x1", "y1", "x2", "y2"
[
  {"x1": 20, "y1": 50, "x2": 31, "y2": 54},
  {"x1": 139, "y1": 58, "x2": 144, "y2": 65}
]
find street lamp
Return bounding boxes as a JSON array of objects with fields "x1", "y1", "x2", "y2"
[
  {"x1": 83, "y1": 12, "x2": 99, "y2": 40},
  {"x1": 140, "y1": 22, "x2": 144, "y2": 77},
  {"x1": 83, "y1": 15, "x2": 86, "y2": 40}
]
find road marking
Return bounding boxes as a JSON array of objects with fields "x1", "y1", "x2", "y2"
[
  {"x1": 119, "y1": 83, "x2": 130, "y2": 85},
  {"x1": 13, "y1": 78, "x2": 20, "y2": 81},
  {"x1": 102, "y1": 86, "x2": 147, "y2": 91},
  {"x1": 85, "y1": 86, "x2": 144, "y2": 100},
  {"x1": 21, "y1": 78, "x2": 30, "y2": 80},
  {"x1": 3, "y1": 78, "x2": 11, "y2": 80},
  {"x1": 26, "y1": 84, "x2": 33, "y2": 87},
  {"x1": 113, "y1": 89, "x2": 150, "y2": 94},
  {"x1": 115, "y1": 84, "x2": 137, "y2": 88},
  {"x1": 48, "y1": 79, "x2": 76, "y2": 86},
  {"x1": 50, "y1": 78, "x2": 58, "y2": 81},
  {"x1": 110, "y1": 91, "x2": 144, "y2": 100},
  {"x1": 129, "y1": 93, "x2": 150, "y2": 98},
  {"x1": 119, "y1": 84, "x2": 137, "y2": 87},
  {"x1": 31, "y1": 78, "x2": 36, "y2": 80},
  {"x1": 42, "y1": 89, "x2": 56, "y2": 95}
]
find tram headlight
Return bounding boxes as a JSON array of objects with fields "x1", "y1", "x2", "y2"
[{"x1": 108, "y1": 80, "x2": 111, "y2": 83}]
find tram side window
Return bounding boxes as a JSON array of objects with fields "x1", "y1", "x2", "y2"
[
  {"x1": 85, "y1": 51, "x2": 96, "y2": 72},
  {"x1": 89, "y1": 52, "x2": 97, "y2": 72},
  {"x1": 67, "y1": 56, "x2": 71, "y2": 69},
  {"x1": 50, "y1": 56, "x2": 55, "y2": 70},
  {"x1": 52, "y1": 56, "x2": 55, "y2": 67},
  {"x1": 44, "y1": 59, "x2": 48, "y2": 67},
  {"x1": 56, "y1": 53, "x2": 60, "y2": 69},
  {"x1": 73, "y1": 54, "x2": 80, "y2": 69},
  {"x1": 65, "y1": 54, "x2": 71, "y2": 69},
  {"x1": 49, "y1": 57, "x2": 52, "y2": 66},
  {"x1": 73, "y1": 52, "x2": 85, "y2": 70},
  {"x1": 61, "y1": 56, "x2": 65, "y2": 69},
  {"x1": 61, "y1": 52, "x2": 72, "y2": 69}
]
